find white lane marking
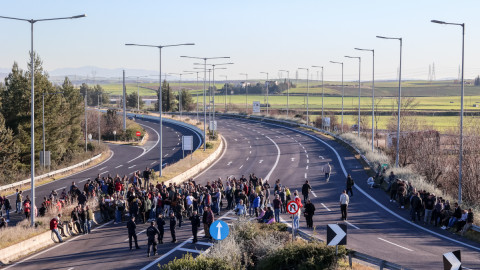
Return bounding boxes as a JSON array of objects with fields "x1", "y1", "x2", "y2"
[
  {"x1": 227, "y1": 161, "x2": 232, "y2": 166},
  {"x1": 321, "y1": 203, "x2": 331, "y2": 211},
  {"x1": 172, "y1": 148, "x2": 176, "y2": 151},
  {"x1": 100, "y1": 171, "x2": 109, "y2": 174},
  {"x1": 304, "y1": 150, "x2": 307, "y2": 153},
  {"x1": 55, "y1": 186, "x2": 67, "y2": 192},
  {"x1": 67, "y1": 268, "x2": 74, "y2": 270},
  {"x1": 248, "y1": 141, "x2": 250, "y2": 144},
  {"x1": 246, "y1": 157, "x2": 249, "y2": 161},
  {"x1": 239, "y1": 165, "x2": 243, "y2": 169},
  {"x1": 164, "y1": 154, "x2": 168, "y2": 157},
  {"x1": 306, "y1": 166, "x2": 308, "y2": 170},
  {"x1": 249, "y1": 151, "x2": 252, "y2": 154},
  {"x1": 115, "y1": 165, "x2": 123, "y2": 169},
  {"x1": 256, "y1": 137, "x2": 259, "y2": 140},
  {"x1": 124, "y1": 229, "x2": 146, "y2": 241},
  {"x1": 234, "y1": 138, "x2": 238, "y2": 141},
  {"x1": 177, "y1": 247, "x2": 202, "y2": 254},
  {"x1": 2, "y1": 220, "x2": 114, "y2": 270},
  {"x1": 311, "y1": 191, "x2": 317, "y2": 198},
  {"x1": 249, "y1": 145, "x2": 252, "y2": 148},
  {"x1": 98, "y1": 166, "x2": 107, "y2": 171},
  {"x1": 128, "y1": 165, "x2": 135, "y2": 169},
  {"x1": 307, "y1": 159, "x2": 309, "y2": 163},
  {"x1": 79, "y1": 179, "x2": 89, "y2": 183},
  {"x1": 259, "y1": 160, "x2": 263, "y2": 164},
  {"x1": 345, "y1": 221, "x2": 360, "y2": 230},
  {"x1": 378, "y1": 238, "x2": 413, "y2": 252},
  {"x1": 304, "y1": 173, "x2": 307, "y2": 179},
  {"x1": 291, "y1": 158, "x2": 295, "y2": 161},
  {"x1": 261, "y1": 133, "x2": 264, "y2": 136},
  {"x1": 306, "y1": 154, "x2": 308, "y2": 158},
  {"x1": 195, "y1": 241, "x2": 213, "y2": 246},
  {"x1": 151, "y1": 161, "x2": 156, "y2": 165},
  {"x1": 264, "y1": 136, "x2": 281, "y2": 181},
  {"x1": 319, "y1": 156, "x2": 324, "y2": 159}
]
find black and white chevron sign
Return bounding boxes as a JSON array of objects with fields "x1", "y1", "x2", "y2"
[
  {"x1": 443, "y1": 250, "x2": 461, "y2": 270},
  {"x1": 327, "y1": 224, "x2": 347, "y2": 246}
]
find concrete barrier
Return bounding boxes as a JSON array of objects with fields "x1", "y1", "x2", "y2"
[{"x1": 0, "y1": 211, "x2": 105, "y2": 265}]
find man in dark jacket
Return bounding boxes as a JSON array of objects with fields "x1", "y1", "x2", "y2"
[
  {"x1": 304, "y1": 199, "x2": 316, "y2": 228},
  {"x1": 190, "y1": 211, "x2": 201, "y2": 243},
  {"x1": 156, "y1": 214, "x2": 165, "y2": 244},
  {"x1": 301, "y1": 180, "x2": 312, "y2": 202},
  {"x1": 169, "y1": 212, "x2": 177, "y2": 243},
  {"x1": 346, "y1": 174, "x2": 354, "y2": 197},
  {"x1": 410, "y1": 192, "x2": 422, "y2": 223},
  {"x1": 146, "y1": 221, "x2": 161, "y2": 257},
  {"x1": 126, "y1": 216, "x2": 140, "y2": 250}
]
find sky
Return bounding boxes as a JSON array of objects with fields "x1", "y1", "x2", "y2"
[{"x1": 1, "y1": 0, "x2": 479, "y2": 82}]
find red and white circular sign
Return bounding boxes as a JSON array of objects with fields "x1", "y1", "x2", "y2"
[
  {"x1": 136, "y1": 131, "x2": 141, "y2": 137},
  {"x1": 286, "y1": 201, "x2": 299, "y2": 215}
]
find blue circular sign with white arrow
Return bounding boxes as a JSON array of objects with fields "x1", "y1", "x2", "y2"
[{"x1": 209, "y1": 220, "x2": 230, "y2": 241}]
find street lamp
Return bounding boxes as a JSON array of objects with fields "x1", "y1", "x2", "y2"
[
  {"x1": 260, "y1": 72, "x2": 269, "y2": 115},
  {"x1": 431, "y1": 19, "x2": 465, "y2": 204},
  {"x1": 330, "y1": 61, "x2": 344, "y2": 132},
  {"x1": 345, "y1": 55, "x2": 362, "y2": 137},
  {"x1": 126, "y1": 42, "x2": 195, "y2": 176},
  {"x1": 355, "y1": 47, "x2": 375, "y2": 151},
  {"x1": 0, "y1": 13, "x2": 86, "y2": 227},
  {"x1": 279, "y1": 70, "x2": 290, "y2": 117},
  {"x1": 240, "y1": 73, "x2": 249, "y2": 114},
  {"x1": 376, "y1": 35, "x2": 402, "y2": 167},
  {"x1": 181, "y1": 56, "x2": 230, "y2": 151},
  {"x1": 220, "y1": 75, "x2": 229, "y2": 112},
  {"x1": 311, "y1": 66, "x2": 324, "y2": 128},
  {"x1": 298, "y1": 67, "x2": 310, "y2": 126}
]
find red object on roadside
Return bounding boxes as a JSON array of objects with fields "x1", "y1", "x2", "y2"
[{"x1": 136, "y1": 131, "x2": 141, "y2": 137}]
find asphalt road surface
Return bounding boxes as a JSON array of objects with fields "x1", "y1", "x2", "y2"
[
  {"x1": 4, "y1": 117, "x2": 201, "y2": 227},
  {"x1": 3, "y1": 115, "x2": 480, "y2": 270}
]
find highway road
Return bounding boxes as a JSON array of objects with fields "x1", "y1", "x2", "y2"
[
  {"x1": 4, "y1": 117, "x2": 201, "y2": 227},
  {"x1": 3, "y1": 115, "x2": 479, "y2": 270}
]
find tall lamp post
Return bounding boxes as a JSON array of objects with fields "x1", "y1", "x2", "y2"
[
  {"x1": 126, "y1": 42, "x2": 195, "y2": 176},
  {"x1": 312, "y1": 66, "x2": 324, "y2": 128},
  {"x1": 279, "y1": 70, "x2": 290, "y2": 117},
  {"x1": 260, "y1": 72, "x2": 269, "y2": 115},
  {"x1": 330, "y1": 61, "x2": 344, "y2": 132},
  {"x1": 345, "y1": 56, "x2": 361, "y2": 137},
  {"x1": 431, "y1": 19, "x2": 465, "y2": 204},
  {"x1": 377, "y1": 35, "x2": 402, "y2": 168},
  {"x1": 240, "y1": 73, "x2": 249, "y2": 114},
  {"x1": 181, "y1": 56, "x2": 230, "y2": 151},
  {"x1": 0, "y1": 13, "x2": 86, "y2": 227},
  {"x1": 298, "y1": 67, "x2": 310, "y2": 126},
  {"x1": 220, "y1": 75, "x2": 229, "y2": 112},
  {"x1": 355, "y1": 48, "x2": 375, "y2": 151}
]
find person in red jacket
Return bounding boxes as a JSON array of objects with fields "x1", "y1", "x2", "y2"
[{"x1": 50, "y1": 216, "x2": 63, "y2": 243}]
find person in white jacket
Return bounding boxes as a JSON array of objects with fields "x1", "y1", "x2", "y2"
[
  {"x1": 339, "y1": 190, "x2": 349, "y2": 221},
  {"x1": 323, "y1": 163, "x2": 332, "y2": 182}
]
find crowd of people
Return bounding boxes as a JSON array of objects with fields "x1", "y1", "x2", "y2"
[{"x1": 375, "y1": 169, "x2": 474, "y2": 235}]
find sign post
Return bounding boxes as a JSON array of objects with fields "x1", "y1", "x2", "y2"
[
  {"x1": 443, "y1": 250, "x2": 461, "y2": 270},
  {"x1": 252, "y1": 101, "x2": 260, "y2": 114},
  {"x1": 287, "y1": 201, "x2": 299, "y2": 240},
  {"x1": 182, "y1": 135, "x2": 193, "y2": 159},
  {"x1": 327, "y1": 223, "x2": 347, "y2": 255}
]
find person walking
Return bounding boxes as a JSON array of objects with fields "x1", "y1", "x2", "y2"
[
  {"x1": 323, "y1": 162, "x2": 332, "y2": 182},
  {"x1": 339, "y1": 190, "x2": 349, "y2": 221},
  {"x1": 346, "y1": 174, "x2": 354, "y2": 197},
  {"x1": 301, "y1": 180, "x2": 312, "y2": 202},
  {"x1": 190, "y1": 210, "x2": 201, "y2": 243},
  {"x1": 126, "y1": 216, "x2": 140, "y2": 250},
  {"x1": 156, "y1": 214, "x2": 165, "y2": 244},
  {"x1": 146, "y1": 221, "x2": 161, "y2": 257},
  {"x1": 169, "y1": 212, "x2": 177, "y2": 243},
  {"x1": 304, "y1": 199, "x2": 316, "y2": 228}
]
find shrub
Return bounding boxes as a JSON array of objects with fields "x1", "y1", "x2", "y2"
[
  {"x1": 206, "y1": 142, "x2": 214, "y2": 149},
  {"x1": 159, "y1": 253, "x2": 236, "y2": 270},
  {"x1": 256, "y1": 240, "x2": 347, "y2": 270}
]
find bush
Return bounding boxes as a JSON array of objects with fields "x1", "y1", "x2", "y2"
[
  {"x1": 256, "y1": 240, "x2": 347, "y2": 270},
  {"x1": 160, "y1": 253, "x2": 236, "y2": 270},
  {"x1": 206, "y1": 142, "x2": 214, "y2": 149}
]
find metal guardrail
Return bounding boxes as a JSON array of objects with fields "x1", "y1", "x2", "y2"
[{"x1": 349, "y1": 251, "x2": 410, "y2": 270}]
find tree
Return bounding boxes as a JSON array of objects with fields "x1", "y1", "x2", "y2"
[
  {"x1": 156, "y1": 80, "x2": 175, "y2": 112},
  {"x1": 126, "y1": 92, "x2": 144, "y2": 109},
  {"x1": 180, "y1": 89, "x2": 194, "y2": 111},
  {"x1": 79, "y1": 83, "x2": 109, "y2": 106},
  {"x1": 0, "y1": 113, "x2": 19, "y2": 182},
  {"x1": 475, "y1": 75, "x2": 480, "y2": 86}
]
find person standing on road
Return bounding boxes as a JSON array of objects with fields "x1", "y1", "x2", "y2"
[
  {"x1": 301, "y1": 180, "x2": 312, "y2": 202},
  {"x1": 273, "y1": 194, "x2": 282, "y2": 223},
  {"x1": 346, "y1": 174, "x2": 354, "y2": 197},
  {"x1": 339, "y1": 190, "x2": 349, "y2": 221},
  {"x1": 203, "y1": 206, "x2": 214, "y2": 239},
  {"x1": 146, "y1": 221, "x2": 161, "y2": 257},
  {"x1": 23, "y1": 195, "x2": 31, "y2": 221},
  {"x1": 156, "y1": 213, "x2": 165, "y2": 244},
  {"x1": 127, "y1": 216, "x2": 140, "y2": 250},
  {"x1": 143, "y1": 167, "x2": 151, "y2": 190},
  {"x1": 86, "y1": 206, "x2": 94, "y2": 234},
  {"x1": 190, "y1": 210, "x2": 201, "y2": 243},
  {"x1": 169, "y1": 212, "x2": 177, "y2": 243},
  {"x1": 304, "y1": 199, "x2": 316, "y2": 228},
  {"x1": 3, "y1": 196, "x2": 11, "y2": 222},
  {"x1": 15, "y1": 190, "x2": 22, "y2": 213},
  {"x1": 323, "y1": 162, "x2": 332, "y2": 182},
  {"x1": 410, "y1": 192, "x2": 423, "y2": 223}
]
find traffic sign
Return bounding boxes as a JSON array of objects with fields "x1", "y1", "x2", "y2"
[
  {"x1": 327, "y1": 224, "x2": 347, "y2": 246},
  {"x1": 136, "y1": 131, "x2": 141, "y2": 137},
  {"x1": 286, "y1": 201, "x2": 299, "y2": 215},
  {"x1": 209, "y1": 220, "x2": 229, "y2": 241},
  {"x1": 443, "y1": 250, "x2": 461, "y2": 270}
]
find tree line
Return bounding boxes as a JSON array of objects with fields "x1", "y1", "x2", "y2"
[{"x1": 218, "y1": 79, "x2": 295, "y2": 96}]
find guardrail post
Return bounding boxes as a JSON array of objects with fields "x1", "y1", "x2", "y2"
[
  {"x1": 348, "y1": 252, "x2": 353, "y2": 267},
  {"x1": 379, "y1": 260, "x2": 385, "y2": 270}
]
